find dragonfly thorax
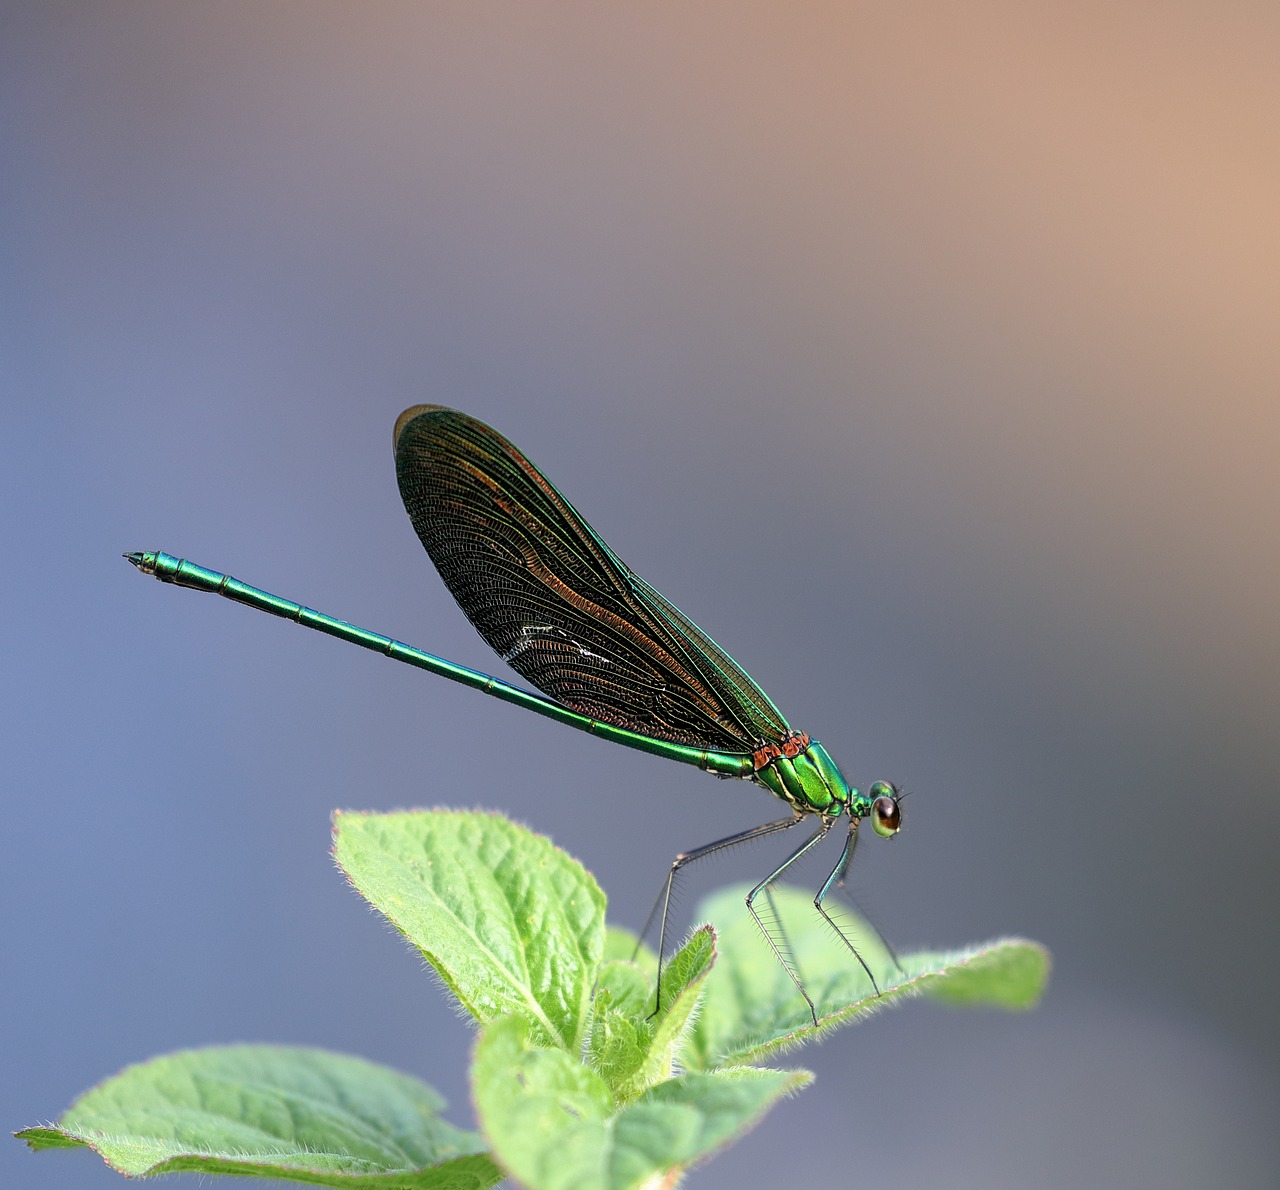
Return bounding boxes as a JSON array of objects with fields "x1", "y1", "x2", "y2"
[{"x1": 755, "y1": 738, "x2": 855, "y2": 815}]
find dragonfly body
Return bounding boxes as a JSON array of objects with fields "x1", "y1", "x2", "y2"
[
  {"x1": 129, "y1": 405, "x2": 903, "y2": 1025},
  {"x1": 129, "y1": 549, "x2": 875, "y2": 822}
]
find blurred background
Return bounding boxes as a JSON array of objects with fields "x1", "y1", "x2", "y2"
[{"x1": 4, "y1": 3, "x2": 1278, "y2": 1186}]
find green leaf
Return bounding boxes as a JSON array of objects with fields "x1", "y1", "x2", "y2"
[
  {"x1": 911, "y1": 937, "x2": 1051, "y2": 1008},
  {"x1": 686, "y1": 885, "x2": 1051, "y2": 1068},
  {"x1": 583, "y1": 982, "x2": 652, "y2": 1100},
  {"x1": 636, "y1": 926, "x2": 715, "y2": 1087},
  {"x1": 595, "y1": 958, "x2": 654, "y2": 1021},
  {"x1": 473, "y1": 1014, "x2": 808, "y2": 1190},
  {"x1": 587, "y1": 926, "x2": 716, "y2": 1102},
  {"x1": 333, "y1": 809, "x2": 606, "y2": 1050},
  {"x1": 18, "y1": 1045, "x2": 499, "y2": 1188},
  {"x1": 615, "y1": 1065, "x2": 811, "y2": 1174}
]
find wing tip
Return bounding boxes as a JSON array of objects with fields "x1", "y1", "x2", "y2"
[{"x1": 393, "y1": 404, "x2": 454, "y2": 453}]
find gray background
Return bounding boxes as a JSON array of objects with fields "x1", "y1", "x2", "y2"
[{"x1": 4, "y1": 4, "x2": 1278, "y2": 1187}]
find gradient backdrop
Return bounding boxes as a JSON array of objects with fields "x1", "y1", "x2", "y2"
[{"x1": 4, "y1": 4, "x2": 1278, "y2": 1187}]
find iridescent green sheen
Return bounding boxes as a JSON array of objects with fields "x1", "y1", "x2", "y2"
[{"x1": 754, "y1": 741, "x2": 853, "y2": 814}]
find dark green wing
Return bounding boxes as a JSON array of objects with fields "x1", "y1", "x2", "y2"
[{"x1": 393, "y1": 405, "x2": 792, "y2": 752}]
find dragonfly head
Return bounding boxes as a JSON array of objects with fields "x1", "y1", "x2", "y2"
[{"x1": 851, "y1": 780, "x2": 903, "y2": 838}]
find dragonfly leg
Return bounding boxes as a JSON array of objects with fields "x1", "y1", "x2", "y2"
[
  {"x1": 814, "y1": 818, "x2": 906, "y2": 992},
  {"x1": 824, "y1": 818, "x2": 906, "y2": 972},
  {"x1": 745, "y1": 820, "x2": 835, "y2": 1027},
  {"x1": 638, "y1": 813, "x2": 805, "y2": 1017},
  {"x1": 760, "y1": 882, "x2": 805, "y2": 1018}
]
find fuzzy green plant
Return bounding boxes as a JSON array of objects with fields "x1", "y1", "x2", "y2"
[{"x1": 18, "y1": 809, "x2": 1049, "y2": 1189}]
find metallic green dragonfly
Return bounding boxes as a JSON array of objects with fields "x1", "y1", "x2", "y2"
[{"x1": 128, "y1": 406, "x2": 903, "y2": 1025}]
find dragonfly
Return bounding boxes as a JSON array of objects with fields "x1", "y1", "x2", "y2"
[{"x1": 127, "y1": 406, "x2": 903, "y2": 1025}]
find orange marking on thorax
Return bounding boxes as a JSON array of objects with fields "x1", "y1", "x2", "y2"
[{"x1": 752, "y1": 730, "x2": 810, "y2": 771}]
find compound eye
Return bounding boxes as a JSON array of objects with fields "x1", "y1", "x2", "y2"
[{"x1": 870, "y1": 788, "x2": 901, "y2": 838}]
